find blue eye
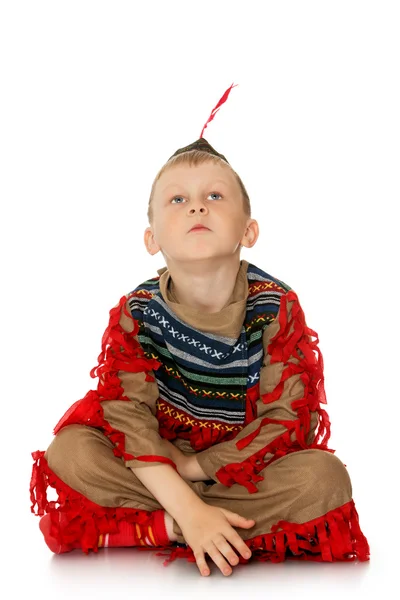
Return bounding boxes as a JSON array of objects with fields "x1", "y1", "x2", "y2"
[{"x1": 171, "y1": 192, "x2": 222, "y2": 204}]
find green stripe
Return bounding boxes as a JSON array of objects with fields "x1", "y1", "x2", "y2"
[
  {"x1": 249, "y1": 329, "x2": 263, "y2": 343},
  {"x1": 139, "y1": 334, "x2": 248, "y2": 386}
]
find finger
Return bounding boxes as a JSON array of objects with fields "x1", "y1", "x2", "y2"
[
  {"x1": 215, "y1": 537, "x2": 240, "y2": 567},
  {"x1": 238, "y1": 515, "x2": 255, "y2": 525},
  {"x1": 225, "y1": 530, "x2": 252, "y2": 560},
  {"x1": 205, "y1": 542, "x2": 234, "y2": 576},
  {"x1": 227, "y1": 512, "x2": 255, "y2": 527},
  {"x1": 194, "y1": 552, "x2": 210, "y2": 577}
]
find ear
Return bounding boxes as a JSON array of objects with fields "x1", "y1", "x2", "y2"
[
  {"x1": 144, "y1": 227, "x2": 161, "y2": 256},
  {"x1": 240, "y1": 219, "x2": 259, "y2": 249}
]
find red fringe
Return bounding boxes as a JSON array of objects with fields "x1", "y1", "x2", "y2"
[
  {"x1": 29, "y1": 452, "x2": 175, "y2": 554},
  {"x1": 30, "y1": 454, "x2": 369, "y2": 565},
  {"x1": 156, "y1": 499, "x2": 370, "y2": 566},
  {"x1": 50, "y1": 294, "x2": 178, "y2": 471},
  {"x1": 213, "y1": 290, "x2": 334, "y2": 492},
  {"x1": 157, "y1": 379, "x2": 261, "y2": 452}
]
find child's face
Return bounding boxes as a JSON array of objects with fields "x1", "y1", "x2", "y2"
[{"x1": 145, "y1": 161, "x2": 253, "y2": 262}]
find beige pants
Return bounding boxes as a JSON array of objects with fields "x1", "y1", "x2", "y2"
[{"x1": 44, "y1": 424, "x2": 353, "y2": 545}]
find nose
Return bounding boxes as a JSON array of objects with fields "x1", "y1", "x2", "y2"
[{"x1": 188, "y1": 200, "x2": 208, "y2": 215}]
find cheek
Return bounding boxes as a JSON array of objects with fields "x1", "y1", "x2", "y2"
[{"x1": 155, "y1": 215, "x2": 174, "y2": 237}]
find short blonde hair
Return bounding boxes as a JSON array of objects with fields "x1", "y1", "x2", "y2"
[{"x1": 147, "y1": 150, "x2": 251, "y2": 225}]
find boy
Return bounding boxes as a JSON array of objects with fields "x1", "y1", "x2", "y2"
[{"x1": 30, "y1": 88, "x2": 370, "y2": 577}]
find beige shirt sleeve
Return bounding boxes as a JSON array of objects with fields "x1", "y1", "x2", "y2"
[
  {"x1": 195, "y1": 291, "x2": 327, "y2": 491},
  {"x1": 98, "y1": 297, "x2": 176, "y2": 470}
]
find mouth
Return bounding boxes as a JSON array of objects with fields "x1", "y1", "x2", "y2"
[{"x1": 189, "y1": 226, "x2": 211, "y2": 232}]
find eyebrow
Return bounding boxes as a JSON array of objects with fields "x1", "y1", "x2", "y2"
[{"x1": 160, "y1": 179, "x2": 230, "y2": 194}]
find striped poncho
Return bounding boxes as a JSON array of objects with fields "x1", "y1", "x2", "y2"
[{"x1": 51, "y1": 259, "x2": 331, "y2": 494}]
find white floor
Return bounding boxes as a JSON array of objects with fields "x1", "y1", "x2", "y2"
[{"x1": 19, "y1": 535, "x2": 379, "y2": 599}]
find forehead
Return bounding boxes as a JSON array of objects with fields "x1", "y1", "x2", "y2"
[{"x1": 155, "y1": 162, "x2": 236, "y2": 195}]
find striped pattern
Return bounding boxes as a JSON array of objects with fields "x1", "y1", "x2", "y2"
[{"x1": 127, "y1": 262, "x2": 291, "y2": 448}]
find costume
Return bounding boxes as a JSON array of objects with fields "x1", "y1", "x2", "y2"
[{"x1": 30, "y1": 84, "x2": 370, "y2": 566}]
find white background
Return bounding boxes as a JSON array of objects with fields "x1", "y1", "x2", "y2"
[{"x1": 1, "y1": 1, "x2": 399, "y2": 598}]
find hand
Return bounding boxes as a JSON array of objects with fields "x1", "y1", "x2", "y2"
[{"x1": 177, "y1": 503, "x2": 254, "y2": 577}]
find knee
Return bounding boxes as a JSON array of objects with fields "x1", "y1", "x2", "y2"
[
  {"x1": 44, "y1": 424, "x2": 104, "y2": 474},
  {"x1": 297, "y1": 449, "x2": 352, "y2": 499},
  {"x1": 269, "y1": 449, "x2": 353, "y2": 501}
]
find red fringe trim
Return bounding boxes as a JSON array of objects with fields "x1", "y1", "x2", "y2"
[
  {"x1": 50, "y1": 295, "x2": 178, "y2": 471},
  {"x1": 155, "y1": 382, "x2": 260, "y2": 453},
  {"x1": 156, "y1": 499, "x2": 370, "y2": 567},
  {"x1": 30, "y1": 454, "x2": 370, "y2": 565},
  {"x1": 213, "y1": 290, "x2": 333, "y2": 492},
  {"x1": 29, "y1": 452, "x2": 175, "y2": 554}
]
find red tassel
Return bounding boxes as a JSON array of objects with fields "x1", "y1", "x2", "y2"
[
  {"x1": 235, "y1": 416, "x2": 296, "y2": 451},
  {"x1": 212, "y1": 290, "x2": 333, "y2": 491},
  {"x1": 89, "y1": 295, "x2": 162, "y2": 383},
  {"x1": 50, "y1": 295, "x2": 178, "y2": 470},
  {"x1": 29, "y1": 455, "x2": 176, "y2": 555},
  {"x1": 200, "y1": 83, "x2": 238, "y2": 138},
  {"x1": 54, "y1": 294, "x2": 161, "y2": 436},
  {"x1": 155, "y1": 499, "x2": 369, "y2": 567},
  {"x1": 269, "y1": 499, "x2": 370, "y2": 563},
  {"x1": 215, "y1": 461, "x2": 266, "y2": 494},
  {"x1": 30, "y1": 451, "x2": 48, "y2": 516}
]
